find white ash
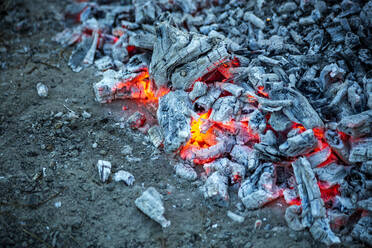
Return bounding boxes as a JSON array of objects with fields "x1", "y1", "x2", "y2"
[
  {"x1": 97, "y1": 160, "x2": 111, "y2": 183},
  {"x1": 135, "y1": 187, "x2": 170, "y2": 228},
  {"x1": 227, "y1": 211, "x2": 244, "y2": 223},
  {"x1": 174, "y1": 163, "x2": 197, "y2": 181},
  {"x1": 36, "y1": 82, "x2": 48, "y2": 98},
  {"x1": 113, "y1": 170, "x2": 135, "y2": 186}
]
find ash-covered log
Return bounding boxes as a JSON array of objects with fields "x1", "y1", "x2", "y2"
[
  {"x1": 157, "y1": 90, "x2": 192, "y2": 153},
  {"x1": 238, "y1": 163, "x2": 279, "y2": 210},
  {"x1": 150, "y1": 23, "x2": 231, "y2": 90}
]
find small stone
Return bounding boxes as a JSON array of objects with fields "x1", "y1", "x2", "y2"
[
  {"x1": 135, "y1": 187, "x2": 171, "y2": 228},
  {"x1": 54, "y1": 112, "x2": 63, "y2": 118},
  {"x1": 82, "y1": 111, "x2": 91, "y2": 119},
  {"x1": 227, "y1": 210, "x2": 245, "y2": 223},
  {"x1": 254, "y1": 219, "x2": 262, "y2": 230},
  {"x1": 113, "y1": 170, "x2": 135, "y2": 186},
  {"x1": 54, "y1": 201, "x2": 61, "y2": 208},
  {"x1": 36, "y1": 82, "x2": 48, "y2": 98},
  {"x1": 97, "y1": 160, "x2": 111, "y2": 182},
  {"x1": 92, "y1": 142, "x2": 98, "y2": 149}
]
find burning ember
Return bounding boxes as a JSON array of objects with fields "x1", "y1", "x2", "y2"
[{"x1": 55, "y1": 0, "x2": 372, "y2": 246}]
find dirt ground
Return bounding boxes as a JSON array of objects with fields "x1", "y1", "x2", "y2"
[{"x1": 0, "y1": 1, "x2": 366, "y2": 247}]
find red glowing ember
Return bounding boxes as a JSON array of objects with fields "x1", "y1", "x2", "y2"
[
  {"x1": 318, "y1": 181, "x2": 340, "y2": 203},
  {"x1": 114, "y1": 68, "x2": 169, "y2": 103}
]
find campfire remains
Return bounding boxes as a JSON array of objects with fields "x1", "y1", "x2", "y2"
[{"x1": 54, "y1": 0, "x2": 372, "y2": 246}]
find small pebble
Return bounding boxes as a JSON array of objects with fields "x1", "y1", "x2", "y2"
[
  {"x1": 254, "y1": 219, "x2": 262, "y2": 230},
  {"x1": 54, "y1": 112, "x2": 63, "y2": 118},
  {"x1": 36, "y1": 82, "x2": 48, "y2": 98},
  {"x1": 92, "y1": 142, "x2": 98, "y2": 149},
  {"x1": 82, "y1": 111, "x2": 91, "y2": 119},
  {"x1": 54, "y1": 201, "x2": 61, "y2": 208}
]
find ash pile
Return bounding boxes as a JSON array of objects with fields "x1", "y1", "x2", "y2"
[{"x1": 55, "y1": 0, "x2": 372, "y2": 246}]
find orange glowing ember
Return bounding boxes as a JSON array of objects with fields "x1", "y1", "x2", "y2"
[
  {"x1": 257, "y1": 86, "x2": 269, "y2": 98},
  {"x1": 114, "y1": 68, "x2": 168, "y2": 103},
  {"x1": 292, "y1": 122, "x2": 306, "y2": 132},
  {"x1": 182, "y1": 110, "x2": 217, "y2": 150}
]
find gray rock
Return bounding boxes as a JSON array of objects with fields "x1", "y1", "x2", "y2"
[
  {"x1": 97, "y1": 160, "x2": 111, "y2": 183},
  {"x1": 175, "y1": 163, "x2": 197, "y2": 181},
  {"x1": 113, "y1": 170, "x2": 135, "y2": 186},
  {"x1": 135, "y1": 187, "x2": 170, "y2": 228}
]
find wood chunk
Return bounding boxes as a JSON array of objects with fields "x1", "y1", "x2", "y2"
[
  {"x1": 268, "y1": 111, "x2": 292, "y2": 132},
  {"x1": 171, "y1": 44, "x2": 229, "y2": 90},
  {"x1": 135, "y1": 187, "x2": 170, "y2": 228},
  {"x1": 313, "y1": 163, "x2": 347, "y2": 186},
  {"x1": 292, "y1": 157, "x2": 325, "y2": 226},
  {"x1": 128, "y1": 32, "x2": 156, "y2": 50},
  {"x1": 349, "y1": 137, "x2": 372, "y2": 162},
  {"x1": 238, "y1": 163, "x2": 279, "y2": 210},
  {"x1": 279, "y1": 130, "x2": 318, "y2": 157},
  {"x1": 337, "y1": 110, "x2": 372, "y2": 138},
  {"x1": 325, "y1": 130, "x2": 350, "y2": 164},
  {"x1": 157, "y1": 90, "x2": 192, "y2": 153},
  {"x1": 150, "y1": 23, "x2": 231, "y2": 90},
  {"x1": 174, "y1": 163, "x2": 197, "y2": 181},
  {"x1": 150, "y1": 23, "x2": 214, "y2": 88},
  {"x1": 351, "y1": 216, "x2": 372, "y2": 246},
  {"x1": 189, "y1": 81, "x2": 207, "y2": 101},
  {"x1": 210, "y1": 96, "x2": 239, "y2": 122},
  {"x1": 202, "y1": 171, "x2": 229, "y2": 203},
  {"x1": 270, "y1": 87, "x2": 324, "y2": 129}
]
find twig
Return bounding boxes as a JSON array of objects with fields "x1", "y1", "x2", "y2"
[
  {"x1": 21, "y1": 227, "x2": 54, "y2": 248},
  {"x1": 63, "y1": 104, "x2": 75, "y2": 113}
]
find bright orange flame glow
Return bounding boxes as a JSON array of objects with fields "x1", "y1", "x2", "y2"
[
  {"x1": 113, "y1": 68, "x2": 168, "y2": 103},
  {"x1": 183, "y1": 110, "x2": 217, "y2": 150},
  {"x1": 292, "y1": 122, "x2": 306, "y2": 133},
  {"x1": 257, "y1": 86, "x2": 269, "y2": 98}
]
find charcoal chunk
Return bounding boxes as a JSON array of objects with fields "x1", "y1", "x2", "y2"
[
  {"x1": 349, "y1": 137, "x2": 372, "y2": 162},
  {"x1": 238, "y1": 163, "x2": 279, "y2": 210},
  {"x1": 351, "y1": 216, "x2": 372, "y2": 246},
  {"x1": 175, "y1": 163, "x2": 197, "y2": 181},
  {"x1": 135, "y1": 187, "x2": 170, "y2": 228},
  {"x1": 270, "y1": 87, "x2": 324, "y2": 129},
  {"x1": 202, "y1": 171, "x2": 229, "y2": 203},
  {"x1": 360, "y1": 1, "x2": 372, "y2": 28},
  {"x1": 279, "y1": 130, "x2": 318, "y2": 157},
  {"x1": 189, "y1": 81, "x2": 207, "y2": 101},
  {"x1": 268, "y1": 111, "x2": 292, "y2": 132},
  {"x1": 157, "y1": 90, "x2": 192, "y2": 153},
  {"x1": 337, "y1": 110, "x2": 372, "y2": 138}
]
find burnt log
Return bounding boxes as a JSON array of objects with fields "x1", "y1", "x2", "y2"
[{"x1": 150, "y1": 23, "x2": 230, "y2": 90}]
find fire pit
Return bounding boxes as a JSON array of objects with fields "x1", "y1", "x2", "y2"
[{"x1": 54, "y1": 0, "x2": 372, "y2": 246}]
